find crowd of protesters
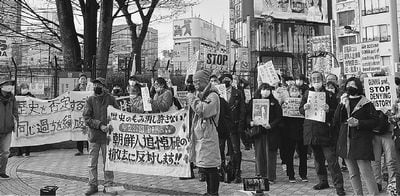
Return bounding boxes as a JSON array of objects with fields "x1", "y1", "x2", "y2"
[{"x1": 1, "y1": 68, "x2": 400, "y2": 196}]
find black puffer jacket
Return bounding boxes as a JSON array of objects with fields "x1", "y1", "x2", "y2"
[{"x1": 0, "y1": 92, "x2": 18, "y2": 134}]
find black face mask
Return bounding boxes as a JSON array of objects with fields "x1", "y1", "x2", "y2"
[
  {"x1": 346, "y1": 86, "x2": 358, "y2": 96},
  {"x1": 94, "y1": 86, "x2": 103, "y2": 95},
  {"x1": 187, "y1": 84, "x2": 195, "y2": 93},
  {"x1": 113, "y1": 89, "x2": 120, "y2": 94},
  {"x1": 224, "y1": 81, "x2": 231, "y2": 88}
]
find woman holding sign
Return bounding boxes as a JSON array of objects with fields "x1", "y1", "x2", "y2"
[
  {"x1": 127, "y1": 84, "x2": 144, "y2": 113},
  {"x1": 248, "y1": 83, "x2": 282, "y2": 184},
  {"x1": 333, "y1": 77, "x2": 380, "y2": 195}
]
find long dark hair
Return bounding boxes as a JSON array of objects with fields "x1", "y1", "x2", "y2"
[
  {"x1": 254, "y1": 83, "x2": 278, "y2": 102},
  {"x1": 344, "y1": 77, "x2": 364, "y2": 95}
]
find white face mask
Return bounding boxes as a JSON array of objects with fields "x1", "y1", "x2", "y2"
[
  {"x1": 1, "y1": 85, "x2": 13, "y2": 92},
  {"x1": 295, "y1": 80, "x2": 303, "y2": 86},
  {"x1": 21, "y1": 89, "x2": 28, "y2": 94},
  {"x1": 313, "y1": 82, "x2": 322, "y2": 90},
  {"x1": 128, "y1": 80, "x2": 136, "y2": 86},
  {"x1": 261, "y1": 89, "x2": 270, "y2": 98},
  {"x1": 290, "y1": 91, "x2": 300, "y2": 97}
]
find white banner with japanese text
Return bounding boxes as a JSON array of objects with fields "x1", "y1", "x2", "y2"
[{"x1": 105, "y1": 107, "x2": 191, "y2": 177}]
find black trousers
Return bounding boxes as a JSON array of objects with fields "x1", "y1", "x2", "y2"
[
  {"x1": 311, "y1": 145, "x2": 344, "y2": 189},
  {"x1": 282, "y1": 138, "x2": 308, "y2": 178},
  {"x1": 200, "y1": 167, "x2": 219, "y2": 195}
]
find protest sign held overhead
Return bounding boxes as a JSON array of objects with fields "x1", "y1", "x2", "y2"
[
  {"x1": 282, "y1": 98, "x2": 304, "y2": 118},
  {"x1": 204, "y1": 52, "x2": 229, "y2": 71},
  {"x1": 305, "y1": 91, "x2": 326, "y2": 123},
  {"x1": 105, "y1": 106, "x2": 191, "y2": 178},
  {"x1": 258, "y1": 61, "x2": 280, "y2": 85},
  {"x1": 364, "y1": 76, "x2": 396, "y2": 111},
  {"x1": 252, "y1": 99, "x2": 270, "y2": 126},
  {"x1": 141, "y1": 87, "x2": 152, "y2": 112}
]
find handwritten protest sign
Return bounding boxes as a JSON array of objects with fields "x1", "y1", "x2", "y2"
[
  {"x1": 116, "y1": 96, "x2": 132, "y2": 112},
  {"x1": 364, "y1": 76, "x2": 396, "y2": 111},
  {"x1": 252, "y1": 99, "x2": 270, "y2": 126},
  {"x1": 176, "y1": 91, "x2": 188, "y2": 107},
  {"x1": 12, "y1": 91, "x2": 92, "y2": 147},
  {"x1": 282, "y1": 97, "x2": 304, "y2": 118},
  {"x1": 343, "y1": 44, "x2": 361, "y2": 75},
  {"x1": 258, "y1": 61, "x2": 280, "y2": 85},
  {"x1": 141, "y1": 87, "x2": 152, "y2": 112},
  {"x1": 361, "y1": 42, "x2": 381, "y2": 73},
  {"x1": 215, "y1": 84, "x2": 228, "y2": 101},
  {"x1": 305, "y1": 91, "x2": 326, "y2": 122},
  {"x1": 105, "y1": 106, "x2": 191, "y2": 177}
]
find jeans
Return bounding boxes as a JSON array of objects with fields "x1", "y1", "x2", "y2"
[
  {"x1": 282, "y1": 137, "x2": 308, "y2": 179},
  {"x1": 0, "y1": 133, "x2": 12, "y2": 174},
  {"x1": 371, "y1": 132, "x2": 399, "y2": 184},
  {"x1": 254, "y1": 134, "x2": 277, "y2": 180},
  {"x1": 230, "y1": 133, "x2": 242, "y2": 170},
  {"x1": 345, "y1": 159, "x2": 379, "y2": 195},
  {"x1": 88, "y1": 142, "x2": 114, "y2": 187},
  {"x1": 311, "y1": 145, "x2": 344, "y2": 189},
  {"x1": 202, "y1": 167, "x2": 219, "y2": 195}
]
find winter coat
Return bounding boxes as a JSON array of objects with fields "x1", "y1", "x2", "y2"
[
  {"x1": 73, "y1": 83, "x2": 86, "y2": 91},
  {"x1": 247, "y1": 96, "x2": 282, "y2": 151},
  {"x1": 333, "y1": 96, "x2": 378, "y2": 160},
  {"x1": 190, "y1": 89, "x2": 221, "y2": 168},
  {"x1": 227, "y1": 87, "x2": 246, "y2": 132},
  {"x1": 0, "y1": 92, "x2": 18, "y2": 134},
  {"x1": 299, "y1": 87, "x2": 338, "y2": 146},
  {"x1": 129, "y1": 96, "x2": 144, "y2": 113},
  {"x1": 151, "y1": 88, "x2": 173, "y2": 113},
  {"x1": 83, "y1": 92, "x2": 119, "y2": 144}
]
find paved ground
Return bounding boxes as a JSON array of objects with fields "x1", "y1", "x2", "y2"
[{"x1": 0, "y1": 147, "x2": 389, "y2": 195}]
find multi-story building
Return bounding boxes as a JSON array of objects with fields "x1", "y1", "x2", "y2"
[
  {"x1": 0, "y1": 0, "x2": 22, "y2": 66},
  {"x1": 333, "y1": 0, "x2": 399, "y2": 75},
  {"x1": 229, "y1": 0, "x2": 332, "y2": 79},
  {"x1": 110, "y1": 24, "x2": 158, "y2": 72},
  {"x1": 172, "y1": 17, "x2": 228, "y2": 73}
]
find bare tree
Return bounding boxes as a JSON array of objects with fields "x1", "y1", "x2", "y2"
[
  {"x1": 115, "y1": 0, "x2": 197, "y2": 74},
  {"x1": 96, "y1": 0, "x2": 114, "y2": 78},
  {"x1": 79, "y1": 0, "x2": 99, "y2": 72}
]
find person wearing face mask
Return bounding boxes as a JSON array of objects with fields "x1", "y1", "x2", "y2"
[
  {"x1": 247, "y1": 83, "x2": 282, "y2": 184},
  {"x1": 333, "y1": 77, "x2": 380, "y2": 195},
  {"x1": 127, "y1": 83, "x2": 144, "y2": 113},
  {"x1": 299, "y1": 71, "x2": 345, "y2": 195},
  {"x1": 128, "y1": 75, "x2": 139, "y2": 87},
  {"x1": 15, "y1": 83, "x2": 34, "y2": 157},
  {"x1": 0, "y1": 79, "x2": 18, "y2": 180},
  {"x1": 111, "y1": 85, "x2": 123, "y2": 97},
  {"x1": 82, "y1": 77, "x2": 120, "y2": 195},
  {"x1": 74, "y1": 73, "x2": 89, "y2": 156},
  {"x1": 220, "y1": 73, "x2": 246, "y2": 183},
  {"x1": 295, "y1": 74, "x2": 309, "y2": 95},
  {"x1": 150, "y1": 77, "x2": 173, "y2": 113},
  {"x1": 280, "y1": 84, "x2": 308, "y2": 183}
]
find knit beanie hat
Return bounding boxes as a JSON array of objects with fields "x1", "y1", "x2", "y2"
[{"x1": 193, "y1": 70, "x2": 211, "y2": 84}]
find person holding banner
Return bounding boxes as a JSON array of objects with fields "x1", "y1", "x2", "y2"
[
  {"x1": 281, "y1": 84, "x2": 308, "y2": 183},
  {"x1": 150, "y1": 77, "x2": 173, "y2": 113},
  {"x1": 248, "y1": 83, "x2": 282, "y2": 184},
  {"x1": 187, "y1": 70, "x2": 221, "y2": 196},
  {"x1": 74, "y1": 73, "x2": 89, "y2": 156},
  {"x1": 333, "y1": 77, "x2": 380, "y2": 195},
  {"x1": 82, "y1": 78, "x2": 119, "y2": 195},
  {"x1": 299, "y1": 71, "x2": 345, "y2": 195},
  {"x1": 0, "y1": 79, "x2": 17, "y2": 179}
]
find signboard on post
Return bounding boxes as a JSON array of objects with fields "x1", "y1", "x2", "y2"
[
  {"x1": 364, "y1": 76, "x2": 396, "y2": 111},
  {"x1": 204, "y1": 52, "x2": 229, "y2": 70},
  {"x1": 361, "y1": 41, "x2": 381, "y2": 73},
  {"x1": 343, "y1": 44, "x2": 361, "y2": 75},
  {"x1": 105, "y1": 107, "x2": 191, "y2": 178},
  {"x1": 0, "y1": 37, "x2": 11, "y2": 59}
]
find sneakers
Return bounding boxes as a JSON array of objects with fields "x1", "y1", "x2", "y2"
[
  {"x1": 289, "y1": 177, "x2": 296, "y2": 183},
  {"x1": 301, "y1": 177, "x2": 309, "y2": 182},
  {"x1": 282, "y1": 164, "x2": 287, "y2": 171},
  {"x1": 0, "y1": 174, "x2": 10, "y2": 179},
  {"x1": 336, "y1": 188, "x2": 346, "y2": 196},
  {"x1": 199, "y1": 173, "x2": 206, "y2": 182},
  {"x1": 179, "y1": 174, "x2": 195, "y2": 180},
  {"x1": 75, "y1": 152, "x2": 83, "y2": 156},
  {"x1": 84, "y1": 186, "x2": 98, "y2": 196},
  {"x1": 313, "y1": 182, "x2": 329, "y2": 190},
  {"x1": 268, "y1": 180, "x2": 275, "y2": 185}
]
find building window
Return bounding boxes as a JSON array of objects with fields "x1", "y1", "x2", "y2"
[
  {"x1": 338, "y1": 11, "x2": 355, "y2": 27},
  {"x1": 363, "y1": 0, "x2": 389, "y2": 15},
  {"x1": 338, "y1": 36, "x2": 356, "y2": 52},
  {"x1": 362, "y1": 24, "x2": 390, "y2": 42},
  {"x1": 381, "y1": 56, "x2": 390, "y2": 66}
]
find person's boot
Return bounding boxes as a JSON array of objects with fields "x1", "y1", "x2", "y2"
[
  {"x1": 313, "y1": 182, "x2": 329, "y2": 190},
  {"x1": 84, "y1": 186, "x2": 98, "y2": 196},
  {"x1": 234, "y1": 169, "x2": 242, "y2": 183}
]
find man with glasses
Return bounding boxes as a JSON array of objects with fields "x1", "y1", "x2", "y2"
[{"x1": 299, "y1": 71, "x2": 345, "y2": 195}]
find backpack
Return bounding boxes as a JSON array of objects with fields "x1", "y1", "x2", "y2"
[
  {"x1": 203, "y1": 91, "x2": 234, "y2": 138},
  {"x1": 372, "y1": 110, "x2": 390, "y2": 135}
]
